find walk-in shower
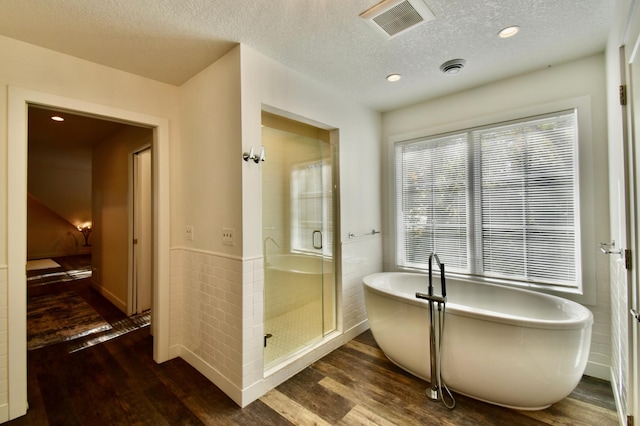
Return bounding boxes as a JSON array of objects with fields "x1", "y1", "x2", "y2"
[{"x1": 261, "y1": 111, "x2": 337, "y2": 370}]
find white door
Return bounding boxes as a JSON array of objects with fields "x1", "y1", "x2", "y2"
[{"x1": 133, "y1": 148, "x2": 152, "y2": 314}]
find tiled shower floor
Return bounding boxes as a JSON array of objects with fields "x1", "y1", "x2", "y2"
[{"x1": 264, "y1": 299, "x2": 323, "y2": 368}]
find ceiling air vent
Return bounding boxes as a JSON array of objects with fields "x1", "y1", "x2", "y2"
[
  {"x1": 360, "y1": 0, "x2": 435, "y2": 39},
  {"x1": 440, "y1": 59, "x2": 466, "y2": 75}
]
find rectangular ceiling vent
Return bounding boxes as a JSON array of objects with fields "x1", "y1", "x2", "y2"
[{"x1": 360, "y1": 0, "x2": 435, "y2": 39}]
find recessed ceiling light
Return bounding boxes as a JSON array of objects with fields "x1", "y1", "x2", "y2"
[
  {"x1": 386, "y1": 74, "x2": 402, "y2": 82},
  {"x1": 498, "y1": 25, "x2": 520, "y2": 38},
  {"x1": 51, "y1": 116, "x2": 65, "y2": 122}
]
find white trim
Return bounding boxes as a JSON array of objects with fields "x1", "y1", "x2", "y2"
[
  {"x1": 128, "y1": 144, "x2": 152, "y2": 317},
  {"x1": 179, "y1": 347, "x2": 243, "y2": 405},
  {"x1": 387, "y1": 95, "x2": 596, "y2": 306},
  {"x1": 584, "y1": 361, "x2": 612, "y2": 381},
  {"x1": 90, "y1": 281, "x2": 128, "y2": 313},
  {"x1": 170, "y1": 245, "x2": 250, "y2": 262},
  {"x1": 242, "y1": 320, "x2": 368, "y2": 407},
  {"x1": 0, "y1": 403, "x2": 9, "y2": 423},
  {"x1": 611, "y1": 368, "x2": 629, "y2": 426},
  {"x1": 7, "y1": 86, "x2": 171, "y2": 421}
]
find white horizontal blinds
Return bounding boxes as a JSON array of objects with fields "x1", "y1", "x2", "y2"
[
  {"x1": 396, "y1": 133, "x2": 468, "y2": 271},
  {"x1": 474, "y1": 110, "x2": 578, "y2": 286}
]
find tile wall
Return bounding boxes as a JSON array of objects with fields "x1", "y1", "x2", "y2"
[
  {"x1": 587, "y1": 255, "x2": 613, "y2": 378},
  {"x1": 610, "y1": 255, "x2": 628, "y2": 415},
  {"x1": 171, "y1": 233, "x2": 383, "y2": 405},
  {"x1": 172, "y1": 248, "x2": 245, "y2": 390}
]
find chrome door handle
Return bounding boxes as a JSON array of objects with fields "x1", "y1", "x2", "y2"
[{"x1": 312, "y1": 230, "x2": 323, "y2": 249}]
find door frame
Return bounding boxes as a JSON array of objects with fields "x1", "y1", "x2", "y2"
[
  {"x1": 129, "y1": 145, "x2": 153, "y2": 316},
  {"x1": 7, "y1": 86, "x2": 171, "y2": 420},
  {"x1": 628, "y1": 43, "x2": 640, "y2": 423}
]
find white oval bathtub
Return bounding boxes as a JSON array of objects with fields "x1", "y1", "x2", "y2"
[{"x1": 362, "y1": 272, "x2": 593, "y2": 410}]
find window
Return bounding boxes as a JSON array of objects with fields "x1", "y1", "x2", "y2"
[
  {"x1": 291, "y1": 160, "x2": 333, "y2": 256},
  {"x1": 395, "y1": 110, "x2": 579, "y2": 288}
]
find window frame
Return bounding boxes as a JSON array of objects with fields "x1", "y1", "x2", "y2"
[{"x1": 387, "y1": 96, "x2": 596, "y2": 305}]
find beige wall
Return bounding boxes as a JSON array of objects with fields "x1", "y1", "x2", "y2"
[
  {"x1": 176, "y1": 47, "x2": 242, "y2": 255},
  {"x1": 28, "y1": 142, "x2": 92, "y2": 228},
  {"x1": 240, "y1": 45, "x2": 383, "y2": 257},
  {"x1": 173, "y1": 44, "x2": 383, "y2": 407},
  {"x1": 239, "y1": 45, "x2": 382, "y2": 401},
  {"x1": 382, "y1": 53, "x2": 611, "y2": 379},
  {"x1": 0, "y1": 35, "x2": 180, "y2": 265},
  {"x1": 27, "y1": 195, "x2": 90, "y2": 259},
  {"x1": 0, "y1": 34, "x2": 180, "y2": 421},
  {"x1": 92, "y1": 125, "x2": 153, "y2": 312},
  {"x1": 27, "y1": 140, "x2": 92, "y2": 259}
]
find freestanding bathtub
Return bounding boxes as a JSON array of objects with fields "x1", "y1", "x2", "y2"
[{"x1": 362, "y1": 272, "x2": 593, "y2": 410}]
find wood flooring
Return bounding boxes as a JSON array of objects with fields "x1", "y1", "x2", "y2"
[
  {"x1": 8, "y1": 326, "x2": 618, "y2": 425},
  {"x1": 11, "y1": 257, "x2": 619, "y2": 425}
]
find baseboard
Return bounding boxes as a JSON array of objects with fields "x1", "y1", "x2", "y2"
[
  {"x1": 609, "y1": 367, "x2": 626, "y2": 426},
  {"x1": 241, "y1": 319, "x2": 371, "y2": 407},
  {"x1": 169, "y1": 344, "x2": 181, "y2": 360},
  {"x1": 89, "y1": 280, "x2": 127, "y2": 313},
  {"x1": 178, "y1": 345, "x2": 243, "y2": 406},
  {"x1": 0, "y1": 403, "x2": 9, "y2": 423},
  {"x1": 584, "y1": 361, "x2": 611, "y2": 381},
  {"x1": 176, "y1": 320, "x2": 371, "y2": 409}
]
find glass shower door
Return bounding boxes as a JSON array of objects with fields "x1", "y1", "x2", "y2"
[{"x1": 262, "y1": 112, "x2": 335, "y2": 370}]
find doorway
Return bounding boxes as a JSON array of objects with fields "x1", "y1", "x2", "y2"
[{"x1": 7, "y1": 87, "x2": 171, "y2": 420}]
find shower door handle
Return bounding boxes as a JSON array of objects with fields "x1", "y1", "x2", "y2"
[{"x1": 312, "y1": 230, "x2": 323, "y2": 250}]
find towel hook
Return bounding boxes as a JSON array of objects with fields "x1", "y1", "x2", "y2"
[{"x1": 243, "y1": 146, "x2": 265, "y2": 164}]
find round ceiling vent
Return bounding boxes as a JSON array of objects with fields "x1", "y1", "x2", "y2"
[{"x1": 440, "y1": 59, "x2": 466, "y2": 75}]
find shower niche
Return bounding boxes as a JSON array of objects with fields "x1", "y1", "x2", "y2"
[{"x1": 261, "y1": 111, "x2": 337, "y2": 370}]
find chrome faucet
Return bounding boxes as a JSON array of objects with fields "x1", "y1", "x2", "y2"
[
  {"x1": 264, "y1": 236, "x2": 280, "y2": 249},
  {"x1": 263, "y1": 236, "x2": 280, "y2": 267},
  {"x1": 428, "y1": 252, "x2": 446, "y2": 298},
  {"x1": 416, "y1": 252, "x2": 453, "y2": 407},
  {"x1": 263, "y1": 237, "x2": 280, "y2": 261}
]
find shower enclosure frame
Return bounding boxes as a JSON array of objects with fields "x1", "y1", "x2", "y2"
[{"x1": 261, "y1": 108, "x2": 342, "y2": 372}]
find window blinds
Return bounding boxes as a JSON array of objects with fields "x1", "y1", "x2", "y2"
[
  {"x1": 396, "y1": 133, "x2": 469, "y2": 271},
  {"x1": 395, "y1": 109, "x2": 579, "y2": 288},
  {"x1": 474, "y1": 111, "x2": 578, "y2": 285}
]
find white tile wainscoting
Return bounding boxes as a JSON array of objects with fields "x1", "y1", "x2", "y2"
[{"x1": 170, "y1": 234, "x2": 383, "y2": 406}]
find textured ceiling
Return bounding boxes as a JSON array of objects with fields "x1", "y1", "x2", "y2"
[{"x1": 0, "y1": 0, "x2": 614, "y2": 112}]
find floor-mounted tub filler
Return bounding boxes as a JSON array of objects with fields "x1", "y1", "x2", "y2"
[{"x1": 362, "y1": 272, "x2": 594, "y2": 410}]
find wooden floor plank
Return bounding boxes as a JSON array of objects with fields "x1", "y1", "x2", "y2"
[
  {"x1": 337, "y1": 404, "x2": 398, "y2": 426},
  {"x1": 11, "y1": 273, "x2": 619, "y2": 426},
  {"x1": 260, "y1": 389, "x2": 332, "y2": 426},
  {"x1": 516, "y1": 396, "x2": 619, "y2": 426},
  {"x1": 274, "y1": 366, "x2": 354, "y2": 423}
]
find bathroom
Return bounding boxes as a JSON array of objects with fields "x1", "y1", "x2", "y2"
[
  {"x1": 173, "y1": 32, "x2": 615, "y2": 412},
  {"x1": 0, "y1": 2, "x2": 635, "y2": 423}
]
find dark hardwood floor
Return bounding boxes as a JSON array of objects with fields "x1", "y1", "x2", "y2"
[{"x1": 12, "y1": 257, "x2": 619, "y2": 425}]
